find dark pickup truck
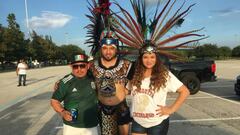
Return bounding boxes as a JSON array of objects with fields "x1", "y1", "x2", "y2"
[
  {"x1": 125, "y1": 55, "x2": 217, "y2": 95},
  {"x1": 162, "y1": 57, "x2": 217, "y2": 94}
]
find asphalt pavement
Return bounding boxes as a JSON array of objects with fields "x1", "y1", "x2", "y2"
[{"x1": 0, "y1": 60, "x2": 240, "y2": 135}]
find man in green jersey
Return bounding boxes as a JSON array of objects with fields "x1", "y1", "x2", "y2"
[{"x1": 51, "y1": 53, "x2": 99, "y2": 135}]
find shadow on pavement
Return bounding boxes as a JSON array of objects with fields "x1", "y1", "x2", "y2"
[
  {"x1": 0, "y1": 91, "x2": 53, "y2": 135},
  {"x1": 27, "y1": 76, "x2": 56, "y2": 85}
]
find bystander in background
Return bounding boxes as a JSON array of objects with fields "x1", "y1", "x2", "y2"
[{"x1": 16, "y1": 59, "x2": 28, "y2": 86}]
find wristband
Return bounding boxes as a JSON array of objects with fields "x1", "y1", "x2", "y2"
[
  {"x1": 59, "y1": 109, "x2": 65, "y2": 117},
  {"x1": 59, "y1": 109, "x2": 65, "y2": 113}
]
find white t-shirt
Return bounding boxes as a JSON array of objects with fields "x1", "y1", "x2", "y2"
[
  {"x1": 17, "y1": 63, "x2": 27, "y2": 75},
  {"x1": 130, "y1": 71, "x2": 183, "y2": 128}
]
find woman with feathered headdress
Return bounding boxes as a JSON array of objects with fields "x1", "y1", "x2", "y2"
[
  {"x1": 110, "y1": 0, "x2": 205, "y2": 134},
  {"x1": 128, "y1": 40, "x2": 190, "y2": 135}
]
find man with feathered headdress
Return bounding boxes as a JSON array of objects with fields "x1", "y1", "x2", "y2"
[{"x1": 85, "y1": 1, "x2": 134, "y2": 134}]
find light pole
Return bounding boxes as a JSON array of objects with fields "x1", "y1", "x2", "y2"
[
  {"x1": 24, "y1": 0, "x2": 31, "y2": 39},
  {"x1": 65, "y1": 32, "x2": 69, "y2": 45},
  {"x1": 235, "y1": 34, "x2": 240, "y2": 46}
]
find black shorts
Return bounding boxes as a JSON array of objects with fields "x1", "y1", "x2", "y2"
[{"x1": 98, "y1": 100, "x2": 132, "y2": 125}]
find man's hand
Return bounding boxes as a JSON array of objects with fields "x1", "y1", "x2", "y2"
[
  {"x1": 51, "y1": 99, "x2": 72, "y2": 121},
  {"x1": 60, "y1": 110, "x2": 72, "y2": 121}
]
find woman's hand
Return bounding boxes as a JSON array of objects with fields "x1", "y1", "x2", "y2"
[
  {"x1": 155, "y1": 105, "x2": 174, "y2": 116},
  {"x1": 156, "y1": 85, "x2": 189, "y2": 117}
]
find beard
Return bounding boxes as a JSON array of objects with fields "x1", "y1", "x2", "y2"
[{"x1": 102, "y1": 54, "x2": 117, "y2": 61}]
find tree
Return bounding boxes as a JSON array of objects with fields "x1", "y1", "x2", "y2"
[
  {"x1": 44, "y1": 35, "x2": 58, "y2": 61},
  {"x1": 232, "y1": 45, "x2": 240, "y2": 57},
  {"x1": 0, "y1": 24, "x2": 7, "y2": 63},
  {"x1": 4, "y1": 13, "x2": 26, "y2": 61},
  {"x1": 194, "y1": 44, "x2": 219, "y2": 58},
  {"x1": 1, "y1": 13, "x2": 87, "y2": 68},
  {"x1": 218, "y1": 46, "x2": 231, "y2": 58},
  {"x1": 60, "y1": 45, "x2": 85, "y2": 63},
  {"x1": 29, "y1": 30, "x2": 52, "y2": 61}
]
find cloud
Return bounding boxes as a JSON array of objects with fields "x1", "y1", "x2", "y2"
[
  {"x1": 211, "y1": 8, "x2": 240, "y2": 17},
  {"x1": 28, "y1": 11, "x2": 72, "y2": 29},
  {"x1": 208, "y1": 16, "x2": 213, "y2": 19}
]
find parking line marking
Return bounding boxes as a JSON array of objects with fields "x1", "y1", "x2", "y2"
[
  {"x1": 170, "y1": 117, "x2": 240, "y2": 123},
  {"x1": 201, "y1": 85, "x2": 233, "y2": 88},
  {"x1": 199, "y1": 91, "x2": 240, "y2": 105},
  {"x1": 0, "y1": 112, "x2": 12, "y2": 120},
  {"x1": 55, "y1": 126, "x2": 63, "y2": 129},
  {"x1": 54, "y1": 117, "x2": 240, "y2": 125},
  {"x1": 168, "y1": 95, "x2": 239, "y2": 100},
  {"x1": 55, "y1": 116, "x2": 240, "y2": 127},
  {"x1": 26, "y1": 109, "x2": 56, "y2": 135}
]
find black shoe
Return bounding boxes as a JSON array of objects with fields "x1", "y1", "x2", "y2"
[
  {"x1": 17, "y1": 84, "x2": 21, "y2": 87},
  {"x1": 23, "y1": 84, "x2": 26, "y2": 86}
]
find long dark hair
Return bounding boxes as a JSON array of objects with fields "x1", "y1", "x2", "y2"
[{"x1": 131, "y1": 53, "x2": 169, "y2": 91}]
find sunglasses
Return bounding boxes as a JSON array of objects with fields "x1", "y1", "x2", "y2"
[{"x1": 72, "y1": 64, "x2": 87, "y2": 69}]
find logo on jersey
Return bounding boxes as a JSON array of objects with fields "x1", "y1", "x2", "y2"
[
  {"x1": 91, "y1": 81, "x2": 96, "y2": 89},
  {"x1": 72, "y1": 88, "x2": 78, "y2": 92}
]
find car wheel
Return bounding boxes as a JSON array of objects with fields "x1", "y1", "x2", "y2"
[
  {"x1": 181, "y1": 74, "x2": 200, "y2": 95},
  {"x1": 234, "y1": 84, "x2": 240, "y2": 96},
  {"x1": 235, "y1": 90, "x2": 240, "y2": 96}
]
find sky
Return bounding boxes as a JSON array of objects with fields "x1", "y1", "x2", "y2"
[{"x1": 1, "y1": 0, "x2": 240, "y2": 54}]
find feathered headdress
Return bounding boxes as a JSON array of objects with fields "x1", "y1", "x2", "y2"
[
  {"x1": 85, "y1": 0, "x2": 118, "y2": 56},
  {"x1": 85, "y1": 0, "x2": 207, "y2": 59},
  {"x1": 111, "y1": 0, "x2": 207, "y2": 59}
]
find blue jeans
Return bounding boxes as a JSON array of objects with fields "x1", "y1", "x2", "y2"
[
  {"x1": 18, "y1": 74, "x2": 26, "y2": 85},
  {"x1": 131, "y1": 118, "x2": 169, "y2": 135}
]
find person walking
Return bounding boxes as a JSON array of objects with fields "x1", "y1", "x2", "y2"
[
  {"x1": 128, "y1": 43, "x2": 190, "y2": 135},
  {"x1": 51, "y1": 53, "x2": 99, "y2": 135},
  {"x1": 16, "y1": 59, "x2": 28, "y2": 86}
]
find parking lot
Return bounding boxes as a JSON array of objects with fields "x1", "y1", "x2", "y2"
[
  {"x1": 0, "y1": 60, "x2": 239, "y2": 135},
  {"x1": 168, "y1": 60, "x2": 240, "y2": 135}
]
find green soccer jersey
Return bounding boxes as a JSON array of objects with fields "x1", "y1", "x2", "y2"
[{"x1": 52, "y1": 73, "x2": 98, "y2": 128}]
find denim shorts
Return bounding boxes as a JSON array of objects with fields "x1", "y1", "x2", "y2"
[{"x1": 131, "y1": 118, "x2": 169, "y2": 135}]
